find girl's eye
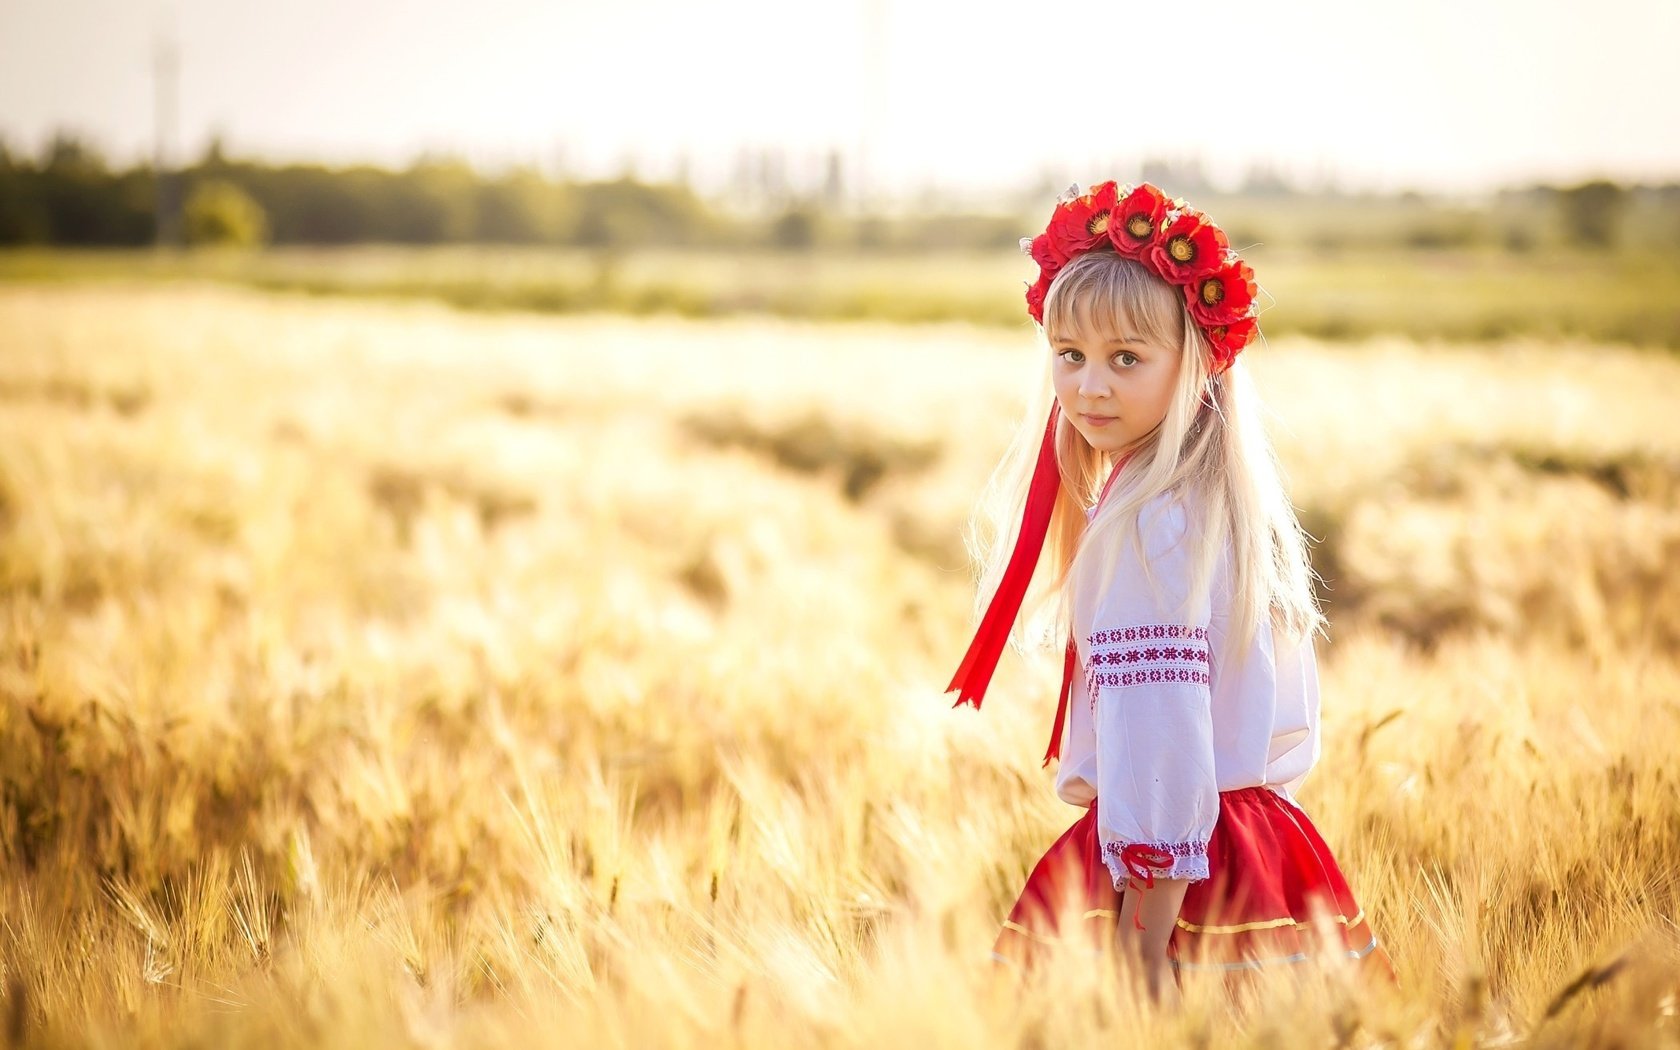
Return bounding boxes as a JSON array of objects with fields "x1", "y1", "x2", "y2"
[
  {"x1": 1058, "y1": 349, "x2": 1084, "y2": 364},
  {"x1": 1116, "y1": 351, "x2": 1139, "y2": 367}
]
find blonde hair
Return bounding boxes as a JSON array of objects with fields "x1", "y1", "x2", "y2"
[{"x1": 965, "y1": 251, "x2": 1324, "y2": 676}]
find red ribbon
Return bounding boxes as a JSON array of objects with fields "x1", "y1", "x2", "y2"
[
  {"x1": 945, "y1": 403, "x2": 1063, "y2": 711},
  {"x1": 948, "y1": 408, "x2": 1140, "y2": 770},
  {"x1": 1119, "y1": 844, "x2": 1175, "y2": 930},
  {"x1": 1119, "y1": 844, "x2": 1175, "y2": 889},
  {"x1": 1041, "y1": 636, "x2": 1077, "y2": 767},
  {"x1": 1040, "y1": 451, "x2": 1132, "y2": 767}
]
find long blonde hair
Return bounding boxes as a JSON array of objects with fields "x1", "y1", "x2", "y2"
[{"x1": 965, "y1": 251, "x2": 1324, "y2": 676}]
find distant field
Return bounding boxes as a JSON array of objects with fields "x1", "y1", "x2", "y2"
[
  {"x1": 2, "y1": 284, "x2": 1679, "y2": 1047},
  {"x1": 5, "y1": 242, "x2": 1680, "y2": 348}
]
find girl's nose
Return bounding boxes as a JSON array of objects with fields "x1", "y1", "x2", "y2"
[{"x1": 1077, "y1": 367, "x2": 1110, "y2": 400}]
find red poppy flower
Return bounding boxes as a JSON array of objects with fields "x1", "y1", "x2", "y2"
[
  {"x1": 1025, "y1": 272, "x2": 1052, "y2": 324},
  {"x1": 1205, "y1": 315, "x2": 1258, "y2": 372},
  {"x1": 1147, "y1": 210, "x2": 1230, "y2": 283},
  {"x1": 1028, "y1": 231, "x2": 1067, "y2": 282},
  {"x1": 1108, "y1": 183, "x2": 1169, "y2": 259},
  {"x1": 1045, "y1": 181, "x2": 1120, "y2": 259},
  {"x1": 1185, "y1": 258, "x2": 1257, "y2": 328}
]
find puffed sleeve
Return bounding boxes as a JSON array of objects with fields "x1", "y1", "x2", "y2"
[{"x1": 1082, "y1": 494, "x2": 1218, "y2": 888}]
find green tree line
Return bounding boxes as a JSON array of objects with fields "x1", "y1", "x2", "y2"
[
  {"x1": 0, "y1": 133, "x2": 733, "y2": 249},
  {"x1": 2, "y1": 131, "x2": 1675, "y2": 253}
]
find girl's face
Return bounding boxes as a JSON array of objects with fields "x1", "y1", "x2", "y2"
[{"x1": 1049, "y1": 310, "x2": 1183, "y2": 456}]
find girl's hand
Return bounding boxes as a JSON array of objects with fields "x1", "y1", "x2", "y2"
[{"x1": 1115, "y1": 876, "x2": 1190, "y2": 1005}]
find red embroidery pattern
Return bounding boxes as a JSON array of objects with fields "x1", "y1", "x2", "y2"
[
  {"x1": 1089, "y1": 624, "x2": 1209, "y2": 645},
  {"x1": 1085, "y1": 624, "x2": 1210, "y2": 702},
  {"x1": 1090, "y1": 667, "x2": 1212, "y2": 689}
]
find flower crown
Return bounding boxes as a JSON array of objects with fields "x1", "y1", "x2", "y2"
[{"x1": 1022, "y1": 181, "x2": 1259, "y2": 374}]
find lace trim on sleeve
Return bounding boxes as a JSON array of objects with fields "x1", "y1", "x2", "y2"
[
  {"x1": 1085, "y1": 624, "x2": 1211, "y2": 704},
  {"x1": 1101, "y1": 838, "x2": 1212, "y2": 886}
]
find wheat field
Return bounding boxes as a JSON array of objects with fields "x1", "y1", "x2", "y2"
[{"x1": 2, "y1": 282, "x2": 1679, "y2": 1047}]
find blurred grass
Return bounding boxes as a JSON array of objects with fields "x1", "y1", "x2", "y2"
[
  {"x1": 5, "y1": 243, "x2": 1680, "y2": 348},
  {"x1": 2, "y1": 284, "x2": 1679, "y2": 1046}
]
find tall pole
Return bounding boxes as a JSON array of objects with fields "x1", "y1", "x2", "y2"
[{"x1": 152, "y1": 26, "x2": 180, "y2": 247}]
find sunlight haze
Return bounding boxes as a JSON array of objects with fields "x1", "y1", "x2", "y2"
[{"x1": 3, "y1": 0, "x2": 1677, "y2": 196}]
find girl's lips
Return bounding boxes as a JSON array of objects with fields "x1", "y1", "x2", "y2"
[{"x1": 1081, "y1": 414, "x2": 1118, "y2": 427}]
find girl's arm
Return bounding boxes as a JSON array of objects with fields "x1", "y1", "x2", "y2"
[
  {"x1": 1084, "y1": 496, "x2": 1219, "y2": 909},
  {"x1": 1116, "y1": 875, "x2": 1190, "y2": 1001},
  {"x1": 1118, "y1": 876, "x2": 1190, "y2": 943}
]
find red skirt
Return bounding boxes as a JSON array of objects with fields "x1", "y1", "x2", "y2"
[{"x1": 991, "y1": 786, "x2": 1396, "y2": 981}]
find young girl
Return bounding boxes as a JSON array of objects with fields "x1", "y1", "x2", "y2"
[{"x1": 947, "y1": 181, "x2": 1396, "y2": 997}]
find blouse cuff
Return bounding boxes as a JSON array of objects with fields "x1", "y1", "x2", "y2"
[{"x1": 1101, "y1": 839, "x2": 1211, "y2": 889}]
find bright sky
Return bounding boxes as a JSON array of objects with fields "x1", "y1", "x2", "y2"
[{"x1": 3, "y1": 0, "x2": 1677, "y2": 198}]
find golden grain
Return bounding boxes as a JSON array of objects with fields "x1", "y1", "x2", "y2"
[{"x1": 1, "y1": 284, "x2": 1677, "y2": 1047}]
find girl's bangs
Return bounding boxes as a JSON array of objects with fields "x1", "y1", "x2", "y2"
[{"x1": 1043, "y1": 252, "x2": 1183, "y2": 350}]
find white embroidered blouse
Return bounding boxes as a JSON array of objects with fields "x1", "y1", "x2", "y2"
[{"x1": 1052, "y1": 489, "x2": 1321, "y2": 890}]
